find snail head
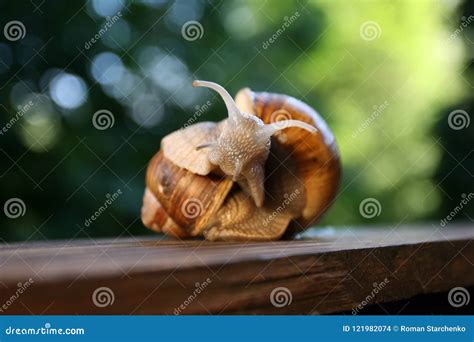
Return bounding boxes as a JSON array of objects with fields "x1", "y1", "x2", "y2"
[{"x1": 193, "y1": 80, "x2": 316, "y2": 207}]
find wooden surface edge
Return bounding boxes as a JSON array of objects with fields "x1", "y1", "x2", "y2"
[{"x1": 0, "y1": 225, "x2": 472, "y2": 314}]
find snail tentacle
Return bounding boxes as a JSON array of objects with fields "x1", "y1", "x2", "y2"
[
  {"x1": 260, "y1": 120, "x2": 317, "y2": 138},
  {"x1": 192, "y1": 80, "x2": 242, "y2": 123}
]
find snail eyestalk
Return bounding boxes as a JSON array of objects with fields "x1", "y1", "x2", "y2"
[
  {"x1": 260, "y1": 120, "x2": 317, "y2": 138},
  {"x1": 192, "y1": 80, "x2": 242, "y2": 123}
]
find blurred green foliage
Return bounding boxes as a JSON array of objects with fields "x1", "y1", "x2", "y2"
[{"x1": 0, "y1": 0, "x2": 473, "y2": 242}]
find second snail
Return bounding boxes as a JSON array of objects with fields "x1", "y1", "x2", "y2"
[{"x1": 141, "y1": 80, "x2": 341, "y2": 241}]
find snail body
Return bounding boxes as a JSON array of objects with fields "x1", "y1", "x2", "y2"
[{"x1": 141, "y1": 81, "x2": 341, "y2": 241}]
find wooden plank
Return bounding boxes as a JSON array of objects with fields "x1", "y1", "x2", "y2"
[{"x1": 0, "y1": 224, "x2": 472, "y2": 314}]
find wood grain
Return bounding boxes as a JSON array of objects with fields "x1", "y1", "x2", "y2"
[{"x1": 0, "y1": 224, "x2": 472, "y2": 314}]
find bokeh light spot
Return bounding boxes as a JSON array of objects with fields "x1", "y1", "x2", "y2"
[
  {"x1": 49, "y1": 73, "x2": 88, "y2": 110},
  {"x1": 91, "y1": 52, "x2": 124, "y2": 86},
  {"x1": 91, "y1": 0, "x2": 124, "y2": 17}
]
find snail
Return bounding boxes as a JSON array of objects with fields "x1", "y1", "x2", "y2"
[{"x1": 141, "y1": 80, "x2": 341, "y2": 241}]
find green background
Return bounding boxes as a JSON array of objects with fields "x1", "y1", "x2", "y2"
[{"x1": 0, "y1": 0, "x2": 473, "y2": 242}]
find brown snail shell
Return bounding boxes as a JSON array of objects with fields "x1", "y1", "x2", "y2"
[
  {"x1": 243, "y1": 90, "x2": 341, "y2": 231},
  {"x1": 141, "y1": 81, "x2": 341, "y2": 241}
]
